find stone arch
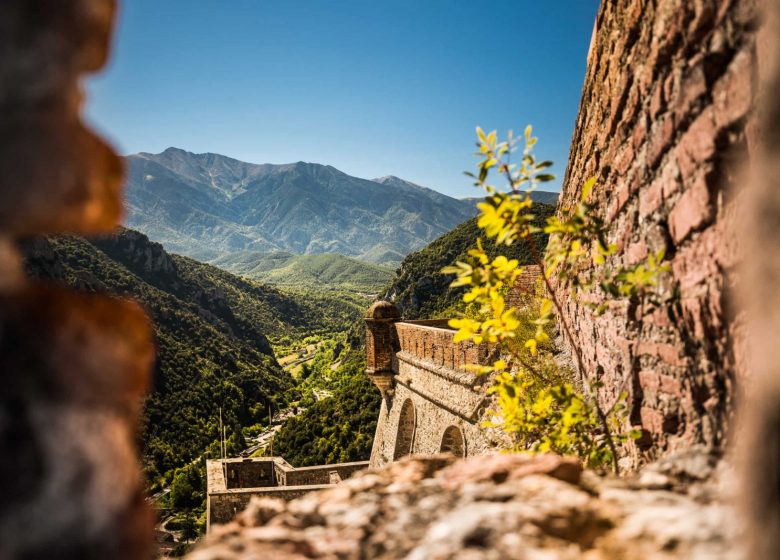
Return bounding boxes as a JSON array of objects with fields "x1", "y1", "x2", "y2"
[
  {"x1": 393, "y1": 399, "x2": 416, "y2": 460},
  {"x1": 439, "y1": 425, "x2": 465, "y2": 457}
]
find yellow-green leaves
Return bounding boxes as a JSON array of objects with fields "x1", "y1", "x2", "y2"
[
  {"x1": 483, "y1": 379, "x2": 638, "y2": 468},
  {"x1": 472, "y1": 125, "x2": 554, "y2": 195},
  {"x1": 465, "y1": 359, "x2": 508, "y2": 376},
  {"x1": 476, "y1": 192, "x2": 536, "y2": 246},
  {"x1": 599, "y1": 249, "x2": 671, "y2": 310},
  {"x1": 443, "y1": 240, "x2": 523, "y2": 344},
  {"x1": 581, "y1": 176, "x2": 597, "y2": 201},
  {"x1": 543, "y1": 176, "x2": 670, "y2": 315},
  {"x1": 445, "y1": 125, "x2": 661, "y2": 471}
]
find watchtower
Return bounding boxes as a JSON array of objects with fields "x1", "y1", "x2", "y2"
[{"x1": 364, "y1": 300, "x2": 400, "y2": 396}]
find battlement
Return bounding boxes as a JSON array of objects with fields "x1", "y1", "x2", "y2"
[{"x1": 395, "y1": 320, "x2": 490, "y2": 371}]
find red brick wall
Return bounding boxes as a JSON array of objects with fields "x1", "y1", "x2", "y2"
[
  {"x1": 557, "y1": 0, "x2": 759, "y2": 464},
  {"x1": 365, "y1": 319, "x2": 396, "y2": 374},
  {"x1": 395, "y1": 322, "x2": 490, "y2": 371},
  {"x1": 505, "y1": 268, "x2": 543, "y2": 310}
]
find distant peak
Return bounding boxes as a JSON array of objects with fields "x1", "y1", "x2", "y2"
[
  {"x1": 374, "y1": 175, "x2": 402, "y2": 182},
  {"x1": 162, "y1": 146, "x2": 190, "y2": 155},
  {"x1": 129, "y1": 146, "x2": 190, "y2": 159},
  {"x1": 373, "y1": 175, "x2": 432, "y2": 192}
]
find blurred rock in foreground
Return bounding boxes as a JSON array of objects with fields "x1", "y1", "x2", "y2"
[{"x1": 188, "y1": 450, "x2": 741, "y2": 560}]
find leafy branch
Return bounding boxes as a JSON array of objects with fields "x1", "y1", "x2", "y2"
[{"x1": 443, "y1": 125, "x2": 669, "y2": 473}]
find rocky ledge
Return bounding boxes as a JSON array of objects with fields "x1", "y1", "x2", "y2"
[{"x1": 187, "y1": 448, "x2": 741, "y2": 560}]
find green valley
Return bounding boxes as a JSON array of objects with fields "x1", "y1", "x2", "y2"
[
  {"x1": 20, "y1": 229, "x2": 365, "y2": 490},
  {"x1": 211, "y1": 251, "x2": 394, "y2": 294}
]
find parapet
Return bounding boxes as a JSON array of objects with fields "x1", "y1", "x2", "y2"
[
  {"x1": 395, "y1": 320, "x2": 490, "y2": 373},
  {"x1": 206, "y1": 457, "x2": 368, "y2": 530}
]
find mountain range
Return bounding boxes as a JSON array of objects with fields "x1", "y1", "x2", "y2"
[{"x1": 124, "y1": 148, "x2": 477, "y2": 265}]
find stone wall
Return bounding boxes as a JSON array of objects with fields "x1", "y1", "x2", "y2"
[
  {"x1": 225, "y1": 460, "x2": 276, "y2": 489},
  {"x1": 366, "y1": 309, "x2": 500, "y2": 468},
  {"x1": 395, "y1": 321, "x2": 491, "y2": 371},
  {"x1": 556, "y1": 0, "x2": 760, "y2": 464},
  {"x1": 190, "y1": 452, "x2": 745, "y2": 560},
  {"x1": 283, "y1": 462, "x2": 368, "y2": 486},
  {"x1": 206, "y1": 458, "x2": 369, "y2": 529},
  {"x1": 207, "y1": 486, "x2": 331, "y2": 531}
]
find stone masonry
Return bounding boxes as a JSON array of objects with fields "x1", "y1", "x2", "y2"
[
  {"x1": 206, "y1": 457, "x2": 368, "y2": 531},
  {"x1": 365, "y1": 302, "x2": 500, "y2": 468},
  {"x1": 555, "y1": 0, "x2": 761, "y2": 466}
]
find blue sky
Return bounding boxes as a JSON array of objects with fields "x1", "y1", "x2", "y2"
[{"x1": 86, "y1": 0, "x2": 599, "y2": 198}]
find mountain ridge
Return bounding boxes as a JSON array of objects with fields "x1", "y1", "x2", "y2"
[{"x1": 124, "y1": 148, "x2": 476, "y2": 264}]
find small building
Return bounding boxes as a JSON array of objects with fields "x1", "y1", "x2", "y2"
[{"x1": 206, "y1": 457, "x2": 368, "y2": 531}]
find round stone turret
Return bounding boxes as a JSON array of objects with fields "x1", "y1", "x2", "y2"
[{"x1": 365, "y1": 300, "x2": 400, "y2": 395}]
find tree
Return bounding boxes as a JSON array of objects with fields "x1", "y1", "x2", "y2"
[
  {"x1": 180, "y1": 510, "x2": 198, "y2": 543},
  {"x1": 170, "y1": 464, "x2": 202, "y2": 509}
]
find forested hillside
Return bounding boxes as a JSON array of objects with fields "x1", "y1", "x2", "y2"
[
  {"x1": 273, "y1": 350, "x2": 379, "y2": 467},
  {"x1": 382, "y1": 203, "x2": 556, "y2": 319},
  {"x1": 20, "y1": 228, "x2": 363, "y2": 486}
]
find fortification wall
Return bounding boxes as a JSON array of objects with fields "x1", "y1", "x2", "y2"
[
  {"x1": 395, "y1": 321, "x2": 491, "y2": 372},
  {"x1": 206, "y1": 458, "x2": 369, "y2": 529},
  {"x1": 283, "y1": 462, "x2": 368, "y2": 486},
  {"x1": 208, "y1": 486, "x2": 331, "y2": 528},
  {"x1": 556, "y1": 0, "x2": 759, "y2": 464},
  {"x1": 225, "y1": 460, "x2": 275, "y2": 489},
  {"x1": 367, "y1": 313, "x2": 498, "y2": 468}
]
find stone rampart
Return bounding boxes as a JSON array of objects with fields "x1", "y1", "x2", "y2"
[
  {"x1": 206, "y1": 457, "x2": 369, "y2": 530},
  {"x1": 555, "y1": 0, "x2": 760, "y2": 466},
  {"x1": 283, "y1": 462, "x2": 368, "y2": 486},
  {"x1": 366, "y1": 302, "x2": 499, "y2": 468},
  {"x1": 207, "y1": 486, "x2": 332, "y2": 532}
]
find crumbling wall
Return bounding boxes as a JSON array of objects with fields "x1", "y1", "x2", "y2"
[
  {"x1": 0, "y1": 1, "x2": 156, "y2": 558},
  {"x1": 557, "y1": 0, "x2": 760, "y2": 464}
]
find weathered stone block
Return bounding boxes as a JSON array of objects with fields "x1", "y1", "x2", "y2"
[
  {"x1": 669, "y1": 173, "x2": 715, "y2": 242},
  {"x1": 714, "y1": 49, "x2": 754, "y2": 128},
  {"x1": 675, "y1": 107, "x2": 717, "y2": 181}
]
